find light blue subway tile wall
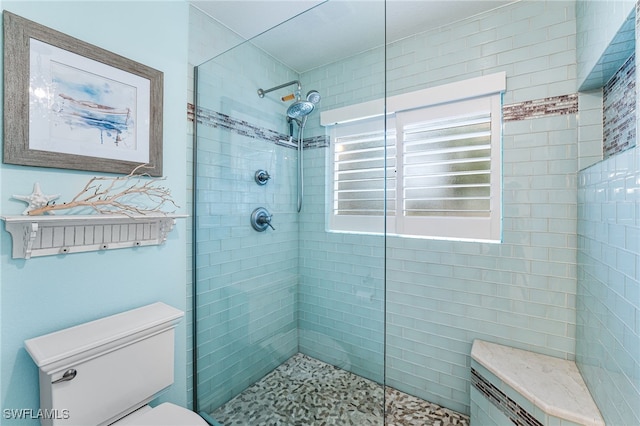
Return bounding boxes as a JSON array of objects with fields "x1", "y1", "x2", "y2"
[
  {"x1": 576, "y1": 146, "x2": 640, "y2": 425},
  {"x1": 301, "y1": 0, "x2": 579, "y2": 415},
  {"x1": 189, "y1": 6, "x2": 245, "y2": 69},
  {"x1": 194, "y1": 40, "x2": 300, "y2": 413},
  {"x1": 301, "y1": 47, "x2": 387, "y2": 139},
  {"x1": 384, "y1": 1, "x2": 577, "y2": 104},
  {"x1": 471, "y1": 387, "x2": 515, "y2": 426},
  {"x1": 186, "y1": 5, "x2": 227, "y2": 407},
  {"x1": 186, "y1": 63, "x2": 195, "y2": 409},
  {"x1": 297, "y1": 148, "x2": 387, "y2": 383},
  {"x1": 578, "y1": 90, "x2": 605, "y2": 170},
  {"x1": 577, "y1": 0, "x2": 636, "y2": 90},
  {"x1": 298, "y1": 45, "x2": 387, "y2": 386}
]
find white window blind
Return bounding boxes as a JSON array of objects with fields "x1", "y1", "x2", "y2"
[
  {"x1": 325, "y1": 73, "x2": 504, "y2": 241},
  {"x1": 395, "y1": 95, "x2": 502, "y2": 241},
  {"x1": 330, "y1": 119, "x2": 395, "y2": 233},
  {"x1": 400, "y1": 114, "x2": 491, "y2": 217}
]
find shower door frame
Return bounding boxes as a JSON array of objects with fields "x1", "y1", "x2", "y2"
[{"x1": 191, "y1": 2, "x2": 390, "y2": 421}]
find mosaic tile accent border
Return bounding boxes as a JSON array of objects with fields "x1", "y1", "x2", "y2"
[
  {"x1": 603, "y1": 52, "x2": 636, "y2": 158},
  {"x1": 189, "y1": 103, "x2": 329, "y2": 150},
  {"x1": 502, "y1": 93, "x2": 578, "y2": 122},
  {"x1": 189, "y1": 92, "x2": 580, "y2": 150},
  {"x1": 304, "y1": 135, "x2": 330, "y2": 149},
  {"x1": 187, "y1": 102, "x2": 195, "y2": 123},
  {"x1": 471, "y1": 367, "x2": 543, "y2": 426}
]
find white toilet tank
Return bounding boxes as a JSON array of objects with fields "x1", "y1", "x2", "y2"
[{"x1": 24, "y1": 303, "x2": 184, "y2": 426}]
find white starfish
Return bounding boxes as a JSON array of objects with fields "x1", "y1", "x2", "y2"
[{"x1": 13, "y1": 183, "x2": 60, "y2": 215}]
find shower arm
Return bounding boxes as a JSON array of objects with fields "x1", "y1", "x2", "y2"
[{"x1": 257, "y1": 80, "x2": 301, "y2": 98}]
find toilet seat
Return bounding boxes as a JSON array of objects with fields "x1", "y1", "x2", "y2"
[{"x1": 114, "y1": 402, "x2": 208, "y2": 426}]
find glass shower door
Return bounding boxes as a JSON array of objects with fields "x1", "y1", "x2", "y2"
[{"x1": 193, "y1": 2, "x2": 387, "y2": 424}]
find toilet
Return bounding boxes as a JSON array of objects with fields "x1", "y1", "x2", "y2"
[{"x1": 24, "y1": 302, "x2": 208, "y2": 426}]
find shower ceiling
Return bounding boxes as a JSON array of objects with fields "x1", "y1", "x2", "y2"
[{"x1": 190, "y1": 0, "x2": 515, "y2": 73}]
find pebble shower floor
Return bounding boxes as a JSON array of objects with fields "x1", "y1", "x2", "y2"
[{"x1": 211, "y1": 353, "x2": 470, "y2": 425}]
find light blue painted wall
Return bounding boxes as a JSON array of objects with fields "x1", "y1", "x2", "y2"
[{"x1": 0, "y1": 2, "x2": 190, "y2": 424}]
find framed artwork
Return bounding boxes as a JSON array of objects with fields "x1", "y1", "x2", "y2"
[{"x1": 3, "y1": 11, "x2": 164, "y2": 176}]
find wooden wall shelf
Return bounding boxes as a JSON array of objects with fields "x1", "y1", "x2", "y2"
[{"x1": 1, "y1": 214, "x2": 186, "y2": 259}]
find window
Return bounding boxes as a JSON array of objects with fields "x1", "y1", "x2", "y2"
[
  {"x1": 330, "y1": 118, "x2": 395, "y2": 233},
  {"x1": 324, "y1": 73, "x2": 504, "y2": 242},
  {"x1": 394, "y1": 95, "x2": 502, "y2": 240}
]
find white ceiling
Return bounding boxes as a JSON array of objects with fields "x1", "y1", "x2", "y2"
[{"x1": 190, "y1": 0, "x2": 514, "y2": 73}]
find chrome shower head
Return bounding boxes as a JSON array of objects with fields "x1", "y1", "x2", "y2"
[
  {"x1": 287, "y1": 100, "x2": 315, "y2": 119},
  {"x1": 306, "y1": 90, "x2": 321, "y2": 104}
]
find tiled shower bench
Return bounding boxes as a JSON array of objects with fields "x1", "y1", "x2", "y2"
[{"x1": 470, "y1": 340, "x2": 604, "y2": 426}]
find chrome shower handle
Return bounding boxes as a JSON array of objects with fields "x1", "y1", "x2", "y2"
[
  {"x1": 251, "y1": 207, "x2": 275, "y2": 232},
  {"x1": 257, "y1": 214, "x2": 275, "y2": 230}
]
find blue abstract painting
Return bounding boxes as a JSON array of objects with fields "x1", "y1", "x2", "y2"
[
  {"x1": 50, "y1": 61, "x2": 137, "y2": 149},
  {"x1": 29, "y1": 38, "x2": 150, "y2": 164}
]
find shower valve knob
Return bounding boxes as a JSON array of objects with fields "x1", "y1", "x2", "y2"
[
  {"x1": 251, "y1": 207, "x2": 275, "y2": 232},
  {"x1": 255, "y1": 170, "x2": 271, "y2": 185},
  {"x1": 258, "y1": 216, "x2": 275, "y2": 230}
]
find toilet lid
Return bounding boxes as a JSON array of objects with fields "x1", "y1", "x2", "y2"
[{"x1": 126, "y1": 403, "x2": 208, "y2": 426}]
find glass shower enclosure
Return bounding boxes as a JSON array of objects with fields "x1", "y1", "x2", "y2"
[{"x1": 193, "y1": 2, "x2": 387, "y2": 424}]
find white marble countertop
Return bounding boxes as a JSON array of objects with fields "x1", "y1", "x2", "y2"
[{"x1": 471, "y1": 340, "x2": 604, "y2": 426}]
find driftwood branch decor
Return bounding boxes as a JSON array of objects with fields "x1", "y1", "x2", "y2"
[{"x1": 24, "y1": 164, "x2": 178, "y2": 216}]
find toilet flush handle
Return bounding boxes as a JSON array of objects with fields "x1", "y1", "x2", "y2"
[{"x1": 52, "y1": 369, "x2": 77, "y2": 384}]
